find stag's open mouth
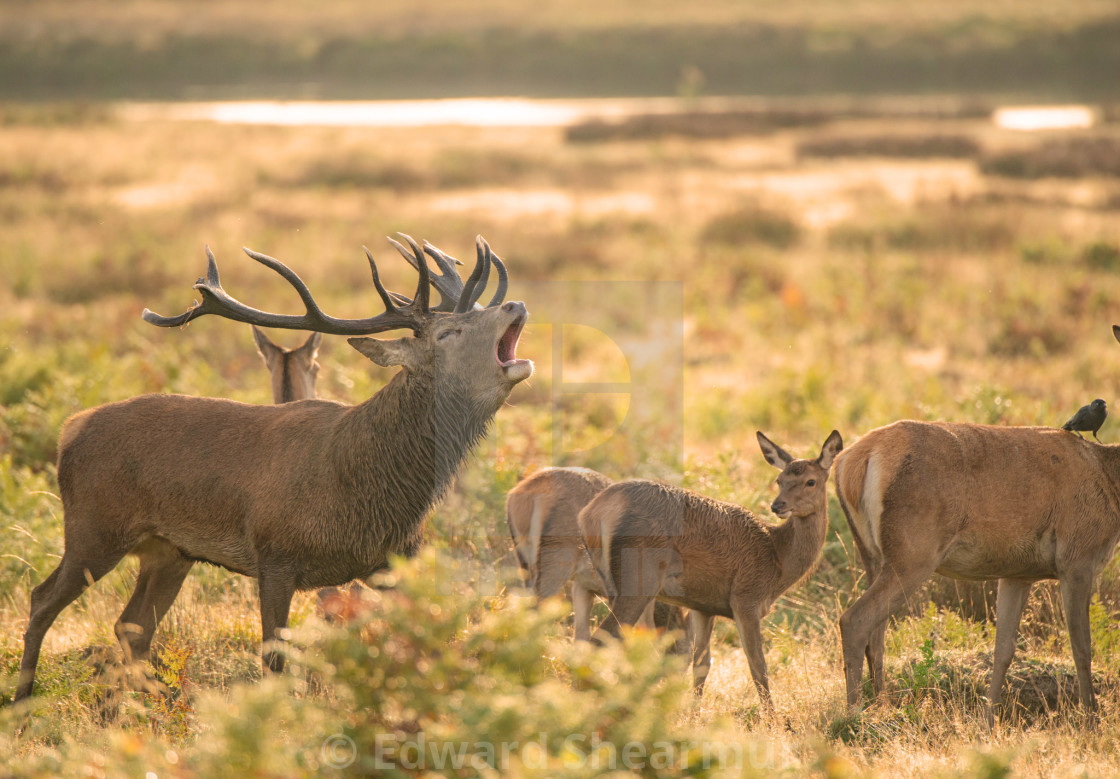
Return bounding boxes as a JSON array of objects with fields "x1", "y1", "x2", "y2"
[{"x1": 497, "y1": 315, "x2": 527, "y2": 369}]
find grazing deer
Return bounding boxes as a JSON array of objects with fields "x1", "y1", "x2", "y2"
[
  {"x1": 507, "y1": 467, "x2": 615, "y2": 640},
  {"x1": 584, "y1": 431, "x2": 843, "y2": 707},
  {"x1": 251, "y1": 326, "x2": 322, "y2": 404},
  {"x1": 834, "y1": 418, "x2": 1120, "y2": 718},
  {"x1": 506, "y1": 467, "x2": 688, "y2": 648},
  {"x1": 15, "y1": 235, "x2": 531, "y2": 702}
]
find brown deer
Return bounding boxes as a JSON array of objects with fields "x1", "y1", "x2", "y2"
[
  {"x1": 835, "y1": 417, "x2": 1120, "y2": 718},
  {"x1": 15, "y1": 235, "x2": 531, "y2": 702},
  {"x1": 584, "y1": 431, "x2": 843, "y2": 707},
  {"x1": 506, "y1": 467, "x2": 688, "y2": 648},
  {"x1": 251, "y1": 326, "x2": 322, "y2": 404},
  {"x1": 507, "y1": 467, "x2": 615, "y2": 640}
]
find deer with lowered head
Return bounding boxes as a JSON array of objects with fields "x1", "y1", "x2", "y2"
[
  {"x1": 506, "y1": 467, "x2": 689, "y2": 649},
  {"x1": 15, "y1": 235, "x2": 532, "y2": 702},
  {"x1": 835, "y1": 402, "x2": 1120, "y2": 719},
  {"x1": 583, "y1": 430, "x2": 843, "y2": 708}
]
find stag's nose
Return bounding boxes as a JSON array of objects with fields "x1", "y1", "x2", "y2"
[
  {"x1": 771, "y1": 500, "x2": 787, "y2": 515},
  {"x1": 502, "y1": 300, "x2": 527, "y2": 316}
]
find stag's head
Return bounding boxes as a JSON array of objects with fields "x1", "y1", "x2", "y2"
[
  {"x1": 347, "y1": 236, "x2": 532, "y2": 410},
  {"x1": 143, "y1": 234, "x2": 533, "y2": 408},
  {"x1": 756, "y1": 430, "x2": 843, "y2": 520}
]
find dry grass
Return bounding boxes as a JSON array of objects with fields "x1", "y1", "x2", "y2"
[{"x1": 2, "y1": 101, "x2": 1120, "y2": 774}]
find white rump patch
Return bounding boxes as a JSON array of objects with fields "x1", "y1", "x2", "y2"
[{"x1": 857, "y1": 454, "x2": 885, "y2": 554}]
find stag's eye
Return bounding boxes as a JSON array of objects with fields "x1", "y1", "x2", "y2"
[
  {"x1": 438, "y1": 329, "x2": 461, "y2": 342},
  {"x1": 806, "y1": 479, "x2": 816, "y2": 487}
]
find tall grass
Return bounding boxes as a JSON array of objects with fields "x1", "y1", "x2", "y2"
[{"x1": 1, "y1": 102, "x2": 1120, "y2": 775}]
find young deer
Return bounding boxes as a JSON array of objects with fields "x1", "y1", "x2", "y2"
[
  {"x1": 506, "y1": 467, "x2": 689, "y2": 648},
  {"x1": 584, "y1": 430, "x2": 843, "y2": 707},
  {"x1": 16, "y1": 235, "x2": 531, "y2": 702},
  {"x1": 835, "y1": 417, "x2": 1120, "y2": 718}
]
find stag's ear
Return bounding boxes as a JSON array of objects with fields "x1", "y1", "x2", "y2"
[
  {"x1": 817, "y1": 430, "x2": 843, "y2": 471},
  {"x1": 348, "y1": 336, "x2": 421, "y2": 371},
  {"x1": 1113, "y1": 324, "x2": 1120, "y2": 345},
  {"x1": 757, "y1": 431, "x2": 794, "y2": 470}
]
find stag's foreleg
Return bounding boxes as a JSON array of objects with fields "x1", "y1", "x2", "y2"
[{"x1": 258, "y1": 567, "x2": 297, "y2": 674}]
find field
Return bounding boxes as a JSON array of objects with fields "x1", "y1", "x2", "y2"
[{"x1": 4, "y1": 2, "x2": 1120, "y2": 777}]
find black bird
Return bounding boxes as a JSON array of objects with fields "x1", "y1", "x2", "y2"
[{"x1": 1062, "y1": 398, "x2": 1107, "y2": 442}]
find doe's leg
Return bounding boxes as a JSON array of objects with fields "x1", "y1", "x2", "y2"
[
  {"x1": 1059, "y1": 572, "x2": 1098, "y2": 713},
  {"x1": 987, "y1": 577, "x2": 1032, "y2": 723}
]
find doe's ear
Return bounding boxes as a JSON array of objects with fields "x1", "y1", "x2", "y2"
[
  {"x1": 252, "y1": 325, "x2": 280, "y2": 362},
  {"x1": 757, "y1": 431, "x2": 794, "y2": 470},
  {"x1": 348, "y1": 336, "x2": 421, "y2": 371},
  {"x1": 297, "y1": 331, "x2": 323, "y2": 360},
  {"x1": 818, "y1": 430, "x2": 844, "y2": 471}
]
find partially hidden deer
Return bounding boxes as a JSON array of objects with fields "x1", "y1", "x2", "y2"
[
  {"x1": 15, "y1": 235, "x2": 532, "y2": 701},
  {"x1": 584, "y1": 431, "x2": 843, "y2": 708},
  {"x1": 506, "y1": 467, "x2": 689, "y2": 650},
  {"x1": 835, "y1": 415, "x2": 1120, "y2": 718},
  {"x1": 252, "y1": 326, "x2": 322, "y2": 404}
]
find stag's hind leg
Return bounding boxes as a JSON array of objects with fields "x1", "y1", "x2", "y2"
[
  {"x1": 16, "y1": 543, "x2": 132, "y2": 701},
  {"x1": 115, "y1": 538, "x2": 194, "y2": 663}
]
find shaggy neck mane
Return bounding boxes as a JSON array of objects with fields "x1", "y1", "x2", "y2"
[{"x1": 330, "y1": 367, "x2": 498, "y2": 554}]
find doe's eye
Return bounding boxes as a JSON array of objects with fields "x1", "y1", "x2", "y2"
[{"x1": 806, "y1": 479, "x2": 816, "y2": 487}]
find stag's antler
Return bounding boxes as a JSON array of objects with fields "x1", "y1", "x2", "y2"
[{"x1": 387, "y1": 234, "x2": 508, "y2": 312}]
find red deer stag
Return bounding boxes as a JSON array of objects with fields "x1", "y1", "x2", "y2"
[
  {"x1": 506, "y1": 467, "x2": 689, "y2": 649},
  {"x1": 584, "y1": 431, "x2": 842, "y2": 708},
  {"x1": 835, "y1": 415, "x2": 1120, "y2": 718},
  {"x1": 15, "y1": 235, "x2": 531, "y2": 702}
]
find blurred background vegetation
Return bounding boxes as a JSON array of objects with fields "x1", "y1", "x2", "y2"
[{"x1": 3, "y1": 1, "x2": 1120, "y2": 775}]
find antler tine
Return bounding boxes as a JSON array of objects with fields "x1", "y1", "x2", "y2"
[
  {"x1": 483, "y1": 240, "x2": 508, "y2": 308},
  {"x1": 362, "y1": 246, "x2": 401, "y2": 312},
  {"x1": 455, "y1": 237, "x2": 491, "y2": 314},
  {"x1": 387, "y1": 235, "x2": 467, "y2": 312},
  {"x1": 143, "y1": 246, "x2": 428, "y2": 335},
  {"x1": 398, "y1": 233, "x2": 430, "y2": 314}
]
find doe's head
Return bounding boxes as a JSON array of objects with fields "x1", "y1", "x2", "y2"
[{"x1": 756, "y1": 430, "x2": 843, "y2": 520}]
